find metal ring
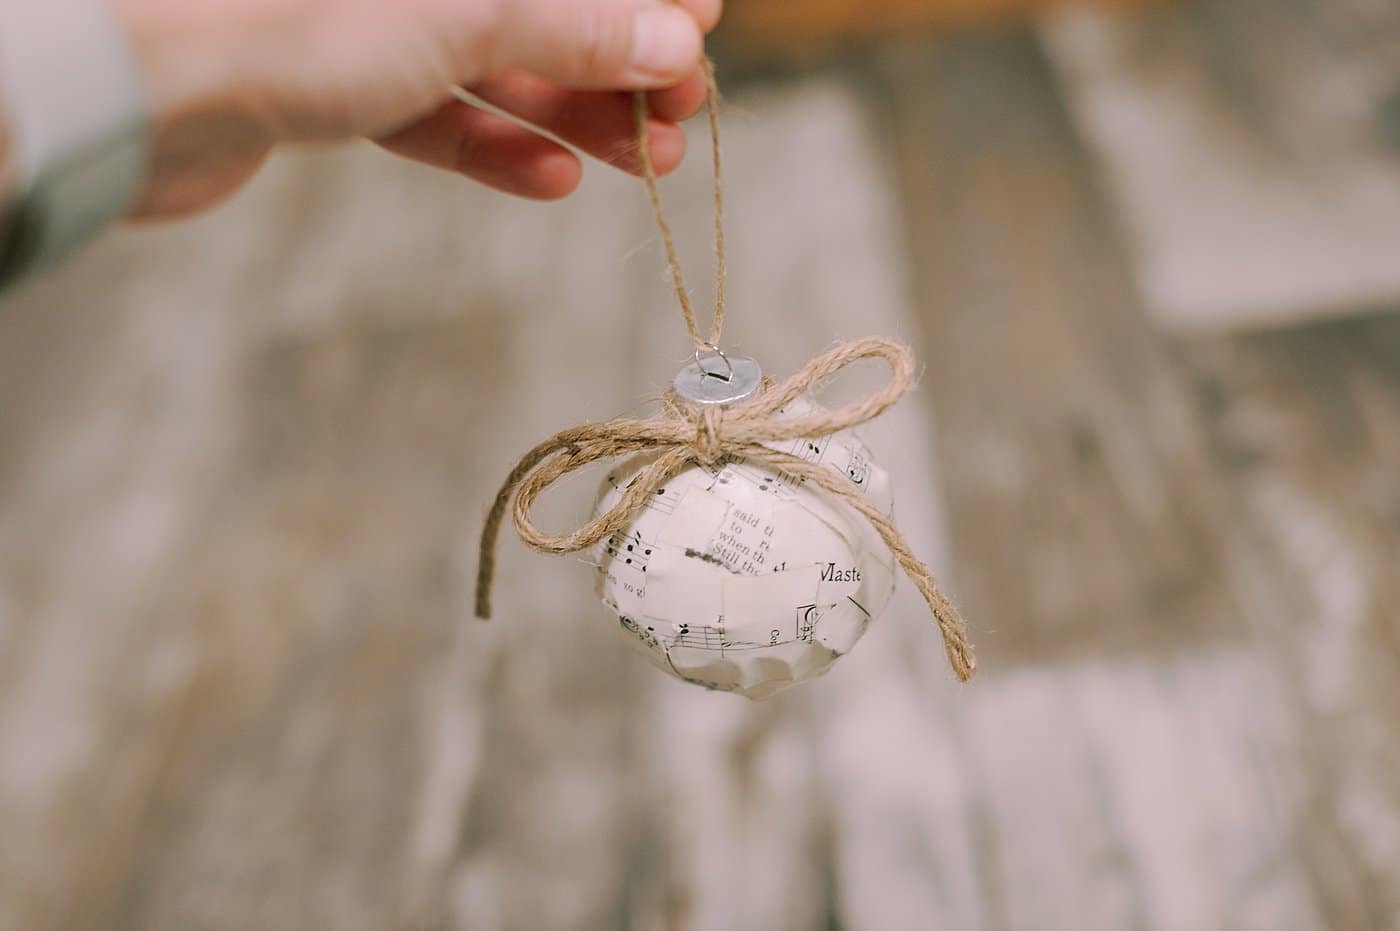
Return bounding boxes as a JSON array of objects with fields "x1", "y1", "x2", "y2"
[{"x1": 693, "y1": 343, "x2": 734, "y2": 383}]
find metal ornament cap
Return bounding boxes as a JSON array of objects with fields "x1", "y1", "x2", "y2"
[{"x1": 673, "y1": 347, "x2": 762, "y2": 406}]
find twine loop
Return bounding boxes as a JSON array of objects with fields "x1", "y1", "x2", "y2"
[{"x1": 475, "y1": 337, "x2": 977, "y2": 682}]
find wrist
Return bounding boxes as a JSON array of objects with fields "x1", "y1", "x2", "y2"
[
  {"x1": 112, "y1": 0, "x2": 270, "y2": 217},
  {"x1": 0, "y1": 0, "x2": 149, "y2": 284}
]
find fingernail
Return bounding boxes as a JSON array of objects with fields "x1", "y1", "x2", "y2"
[{"x1": 629, "y1": 8, "x2": 700, "y2": 82}]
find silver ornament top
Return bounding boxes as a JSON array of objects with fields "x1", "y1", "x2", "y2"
[{"x1": 672, "y1": 345, "x2": 762, "y2": 406}]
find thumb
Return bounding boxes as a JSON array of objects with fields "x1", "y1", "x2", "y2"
[{"x1": 489, "y1": 0, "x2": 704, "y2": 89}]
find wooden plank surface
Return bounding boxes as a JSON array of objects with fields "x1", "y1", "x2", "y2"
[
  {"x1": 1, "y1": 32, "x2": 1399, "y2": 930},
  {"x1": 875, "y1": 30, "x2": 1400, "y2": 930},
  {"x1": 1042, "y1": 0, "x2": 1400, "y2": 331},
  {"x1": 1176, "y1": 318, "x2": 1400, "y2": 929}
]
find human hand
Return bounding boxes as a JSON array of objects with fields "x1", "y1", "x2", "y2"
[{"x1": 113, "y1": 0, "x2": 720, "y2": 218}]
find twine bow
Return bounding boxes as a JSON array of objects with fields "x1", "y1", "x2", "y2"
[
  {"x1": 475, "y1": 336, "x2": 976, "y2": 682},
  {"x1": 473, "y1": 56, "x2": 975, "y2": 682}
]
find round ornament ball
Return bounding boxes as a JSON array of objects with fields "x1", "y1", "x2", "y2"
[{"x1": 592, "y1": 396, "x2": 895, "y2": 699}]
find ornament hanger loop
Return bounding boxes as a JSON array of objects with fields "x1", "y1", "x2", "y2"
[
  {"x1": 675, "y1": 346, "x2": 762, "y2": 407},
  {"x1": 694, "y1": 343, "x2": 734, "y2": 383}
]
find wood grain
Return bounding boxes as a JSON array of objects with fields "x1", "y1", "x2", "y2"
[
  {"x1": 876, "y1": 29, "x2": 1400, "y2": 930},
  {"x1": 1, "y1": 30, "x2": 1399, "y2": 930},
  {"x1": 1042, "y1": 0, "x2": 1400, "y2": 331},
  {"x1": 874, "y1": 33, "x2": 1236, "y2": 666}
]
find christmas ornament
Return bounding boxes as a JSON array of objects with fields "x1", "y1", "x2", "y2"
[
  {"x1": 474, "y1": 62, "x2": 975, "y2": 696},
  {"x1": 592, "y1": 382, "x2": 897, "y2": 699}
]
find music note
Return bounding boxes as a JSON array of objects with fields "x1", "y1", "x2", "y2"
[
  {"x1": 673, "y1": 623, "x2": 724, "y2": 651},
  {"x1": 717, "y1": 459, "x2": 800, "y2": 498},
  {"x1": 845, "y1": 448, "x2": 870, "y2": 489},
  {"x1": 605, "y1": 530, "x2": 654, "y2": 573},
  {"x1": 669, "y1": 621, "x2": 771, "y2": 654},
  {"x1": 790, "y1": 436, "x2": 829, "y2": 464},
  {"x1": 618, "y1": 614, "x2": 659, "y2": 648}
]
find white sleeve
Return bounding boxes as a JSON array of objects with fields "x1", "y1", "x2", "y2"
[{"x1": 0, "y1": 0, "x2": 149, "y2": 290}]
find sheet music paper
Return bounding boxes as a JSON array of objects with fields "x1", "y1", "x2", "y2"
[{"x1": 592, "y1": 397, "x2": 896, "y2": 699}]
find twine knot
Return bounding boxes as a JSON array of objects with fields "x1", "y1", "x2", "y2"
[
  {"x1": 691, "y1": 406, "x2": 725, "y2": 463},
  {"x1": 475, "y1": 336, "x2": 976, "y2": 682}
]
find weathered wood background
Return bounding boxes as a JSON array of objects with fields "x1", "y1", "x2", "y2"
[
  {"x1": 1043, "y1": 0, "x2": 1400, "y2": 331},
  {"x1": 2, "y1": 23, "x2": 1400, "y2": 931}
]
